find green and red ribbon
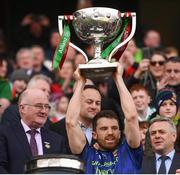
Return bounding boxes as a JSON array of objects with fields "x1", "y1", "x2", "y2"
[
  {"x1": 101, "y1": 12, "x2": 132, "y2": 61},
  {"x1": 52, "y1": 20, "x2": 71, "y2": 72}
]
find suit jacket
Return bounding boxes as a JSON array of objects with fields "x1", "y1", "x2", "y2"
[
  {"x1": 0, "y1": 121, "x2": 66, "y2": 173},
  {"x1": 141, "y1": 152, "x2": 180, "y2": 174},
  {"x1": 50, "y1": 118, "x2": 72, "y2": 154}
]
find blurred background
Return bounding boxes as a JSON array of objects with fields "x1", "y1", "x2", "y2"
[{"x1": 0, "y1": 0, "x2": 180, "y2": 52}]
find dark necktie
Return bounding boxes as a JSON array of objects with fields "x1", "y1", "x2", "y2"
[
  {"x1": 158, "y1": 155, "x2": 169, "y2": 174},
  {"x1": 27, "y1": 129, "x2": 38, "y2": 156}
]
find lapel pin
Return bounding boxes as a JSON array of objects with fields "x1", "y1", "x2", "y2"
[{"x1": 44, "y1": 141, "x2": 51, "y2": 149}]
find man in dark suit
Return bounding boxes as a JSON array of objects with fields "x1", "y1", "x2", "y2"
[
  {"x1": 0, "y1": 89, "x2": 66, "y2": 173},
  {"x1": 141, "y1": 116, "x2": 180, "y2": 174},
  {"x1": 50, "y1": 84, "x2": 102, "y2": 154}
]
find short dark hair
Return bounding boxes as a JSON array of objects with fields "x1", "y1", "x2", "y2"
[
  {"x1": 83, "y1": 84, "x2": 101, "y2": 95},
  {"x1": 92, "y1": 110, "x2": 119, "y2": 131},
  {"x1": 166, "y1": 56, "x2": 180, "y2": 63},
  {"x1": 129, "y1": 84, "x2": 149, "y2": 95},
  {"x1": 151, "y1": 50, "x2": 168, "y2": 61}
]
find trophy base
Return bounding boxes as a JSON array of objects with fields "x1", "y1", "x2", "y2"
[{"x1": 78, "y1": 62, "x2": 117, "y2": 82}]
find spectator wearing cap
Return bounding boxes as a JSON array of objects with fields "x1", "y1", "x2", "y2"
[
  {"x1": 153, "y1": 88, "x2": 179, "y2": 124},
  {"x1": 10, "y1": 69, "x2": 30, "y2": 103}
]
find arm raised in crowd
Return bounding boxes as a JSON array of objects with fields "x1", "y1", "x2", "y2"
[
  {"x1": 65, "y1": 68, "x2": 87, "y2": 154},
  {"x1": 114, "y1": 62, "x2": 140, "y2": 148}
]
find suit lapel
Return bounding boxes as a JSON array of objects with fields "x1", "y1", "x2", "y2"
[
  {"x1": 151, "y1": 156, "x2": 157, "y2": 174},
  {"x1": 12, "y1": 123, "x2": 32, "y2": 158},
  {"x1": 41, "y1": 127, "x2": 52, "y2": 154},
  {"x1": 169, "y1": 153, "x2": 180, "y2": 174}
]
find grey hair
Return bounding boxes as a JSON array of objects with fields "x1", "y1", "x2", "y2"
[
  {"x1": 27, "y1": 74, "x2": 52, "y2": 88},
  {"x1": 18, "y1": 90, "x2": 29, "y2": 105},
  {"x1": 16, "y1": 48, "x2": 34, "y2": 61},
  {"x1": 149, "y1": 115, "x2": 177, "y2": 133}
]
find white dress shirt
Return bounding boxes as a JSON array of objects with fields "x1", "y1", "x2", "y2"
[{"x1": 21, "y1": 119, "x2": 43, "y2": 155}]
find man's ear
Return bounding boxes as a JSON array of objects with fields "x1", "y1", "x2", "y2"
[
  {"x1": 92, "y1": 131, "x2": 97, "y2": 140},
  {"x1": 19, "y1": 104, "x2": 25, "y2": 114}
]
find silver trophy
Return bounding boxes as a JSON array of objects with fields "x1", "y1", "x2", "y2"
[{"x1": 58, "y1": 7, "x2": 136, "y2": 80}]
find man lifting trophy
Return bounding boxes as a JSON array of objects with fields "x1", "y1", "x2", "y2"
[{"x1": 53, "y1": 7, "x2": 136, "y2": 81}]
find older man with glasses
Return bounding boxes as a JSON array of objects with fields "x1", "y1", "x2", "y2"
[{"x1": 0, "y1": 89, "x2": 66, "y2": 173}]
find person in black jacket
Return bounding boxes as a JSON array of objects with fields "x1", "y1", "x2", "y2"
[
  {"x1": 0, "y1": 89, "x2": 66, "y2": 173},
  {"x1": 141, "y1": 116, "x2": 180, "y2": 174}
]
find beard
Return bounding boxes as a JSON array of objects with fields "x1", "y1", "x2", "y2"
[{"x1": 96, "y1": 137, "x2": 120, "y2": 151}]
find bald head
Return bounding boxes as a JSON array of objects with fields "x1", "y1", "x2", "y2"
[{"x1": 19, "y1": 88, "x2": 48, "y2": 105}]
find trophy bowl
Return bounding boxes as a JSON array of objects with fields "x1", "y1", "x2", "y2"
[
  {"x1": 72, "y1": 7, "x2": 122, "y2": 81},
  {"x1": 73, "y1": 7, "x2": 122, "y2": 45}
]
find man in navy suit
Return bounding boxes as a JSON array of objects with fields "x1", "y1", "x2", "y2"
[
  {"x1": 0, "y1": 89, "x2": 66, "y2": 173},
  {"x1": 141, "y1": 116, "x2": 180, "y2": 174}
]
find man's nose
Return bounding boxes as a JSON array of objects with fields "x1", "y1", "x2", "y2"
[
  {"x1": 154, "y1": 132, "x2": 161, "y2": 138},
  {"x1": 91, "y1": 102, "x2": 98, "y2": 109},
  {"x1": 107, "y1": 128, "x2": 113, "y2": 135},
  {"x1": 170, "y1": 71, "x2": 175, "y2": 77}
]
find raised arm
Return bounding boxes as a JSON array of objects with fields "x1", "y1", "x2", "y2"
[
  {"x1": 113, "y1": 62, "x2": 140, "y2": 148},
  {"x1": 65, "y1": 68, "x2": 87, "y2": 154}
]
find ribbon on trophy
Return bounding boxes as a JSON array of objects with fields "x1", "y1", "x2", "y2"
[
  {"x1": 52, "y1": 20, "x2": 71, "y2": 72},
  {"x1": 101, "y1": 12, "x2": 132, "y2": 61}
]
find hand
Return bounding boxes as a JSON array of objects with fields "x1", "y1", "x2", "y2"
[
  {"x1": 93, "y1": 142, "x2": 100, "y2": 150},
  {"x1": 113, "y1": 62, "x2": 124, "y2": 82},
  {"x1": 134, "y1": 59, "x2": 150, "y2": 78},
  {"x1": 73, "y1": 68, "x2": 86, "y2": 83},
  {"x1": 120, "y1": 50, "x2": 135, "y2": 68},
  {"x1": 176, "y1": 169, "x2": 180, "y2": 174},
  {"x1": 156, "y1": 75, "x2": 170, "y2": 91}
]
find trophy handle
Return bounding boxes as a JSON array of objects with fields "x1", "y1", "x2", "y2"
[
  {"x1": 58, "y1": 16, "x2": 89, "y2": 63},
  {"x1": 108, "y1": 12, "x2": 136, "y2": 62}
]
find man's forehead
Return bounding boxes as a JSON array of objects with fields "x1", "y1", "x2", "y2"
[
  {"x1": 97, "y1": 118, "x2": 119, "y2": 126},
  {"x1": 82, "y1": 89, "x2": 101, "y2": 98},
  {"x1": 166, "y1": 62, "x2": 180, "y2": 68},
  {"x1": 150, "y1": 121, "x2": 169, "y2": 130},
  {"x1": 132, "y1": 89, "x2": 148, "y2": 96}
]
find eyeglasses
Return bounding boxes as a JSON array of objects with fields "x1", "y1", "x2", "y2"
[
  {"x1": 22, "y1": 103, "x2": 51, "y2": 111},
  {"x1": 150, "y1": 61, "x2": 165, "y2": 66}
]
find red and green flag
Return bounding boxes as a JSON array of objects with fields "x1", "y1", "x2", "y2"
[
  {"x1": 101, "y1": 12, "x2": 132, "y2": 61},
  {"x1": 52, "y1": 22, "x2": 71, "y2": 72}
]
